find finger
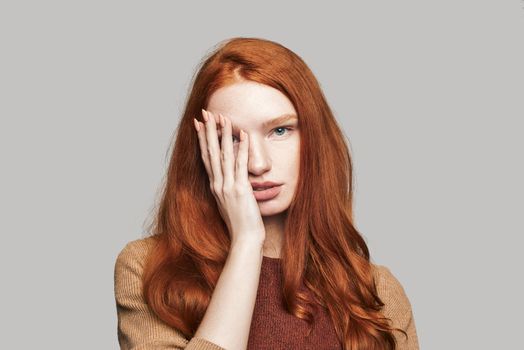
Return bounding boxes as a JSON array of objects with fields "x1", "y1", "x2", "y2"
[
  {"x1": 195, "y1": 112, "x2": 213, "y2": 182},
  {"x1": 205, "y1": 110, "x2": 224, "y2": 190},
  {"x1": 235, "y1": 129, "x2": 249, "y2": 184},
  {"x1": 220, "y1": 114, "x2": 235, "y2": 188}
]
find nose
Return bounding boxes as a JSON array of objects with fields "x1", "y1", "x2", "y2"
[{"x1": 247, "y1": 136, "x2": 271, "y2": 176}]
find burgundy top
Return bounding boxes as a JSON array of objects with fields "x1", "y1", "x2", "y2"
[{"x1": 247, "y1": 256, "x2": 342, "y2": 349}]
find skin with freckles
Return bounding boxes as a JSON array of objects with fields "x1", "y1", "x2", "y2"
[{"x1": 201, "y1": 80, "x2": 300, "y2": 257}]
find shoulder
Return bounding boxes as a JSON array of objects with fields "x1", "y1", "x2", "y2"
[
  {"x1": 113, "y1": 235, "x2": 159, "y2": 294},
  {"x1": 370, "y1": 263, "x2": 414, "y2": 318},
  {"x1": 115, "y1": 235, "x2": 158, "y2": 269},
  {"x1": 116, "y1": 235, "x2": 158, "y2": 258},
  {"x1": 113, "y1": 236, "x2": 226, "y2": 349},
  {"x1": 370, "y1": 263, "x2": 420, "y2": 349}
]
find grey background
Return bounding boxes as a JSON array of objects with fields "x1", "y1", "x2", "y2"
[{"x1": 1, "y1": 1, "x2": 522, "y2": 349}]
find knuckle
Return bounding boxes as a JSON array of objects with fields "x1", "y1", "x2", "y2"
[
  {"x1": 212, "y1": 181, "x2": 222, "y2": 194},
  {"x1": 222, "y1": 183, "x2": 233, "y2": 194}
]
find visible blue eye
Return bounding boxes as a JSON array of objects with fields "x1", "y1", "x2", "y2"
[{"x1": 273, "y1": 126, "x2": 293, "y2": 137}]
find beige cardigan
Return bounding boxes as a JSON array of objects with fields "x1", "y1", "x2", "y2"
[{"x1": 114, "y1": 237, "x2": 420, "y2": 349}]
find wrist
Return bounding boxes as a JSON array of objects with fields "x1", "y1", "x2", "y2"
[{"x1": 230, "y1": 236, "x2": 265, "y2": 252}]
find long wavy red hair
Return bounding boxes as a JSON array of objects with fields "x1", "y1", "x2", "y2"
[{"x1": 141, "y1": 37, "x2": 407, "y2": 350}]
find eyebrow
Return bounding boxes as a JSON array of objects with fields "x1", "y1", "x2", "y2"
[
  {"x1": 263, "y1": 114, "x2": 298, "y2": 128},
  {"x1": 230, "y1": 113, "x2": 298, "y2": 132}
]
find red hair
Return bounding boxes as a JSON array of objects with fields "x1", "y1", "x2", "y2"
[{"x1": 141, "y1": 37, "x2": 407, "y2": 349}]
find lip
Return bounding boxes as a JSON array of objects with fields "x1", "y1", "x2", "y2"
[
  {"x1": 250, "y1": 181, "x2": 282, "y2": 189},
  {"x1": 252, "y1": 184, "x2": 282, "y2": 201}
]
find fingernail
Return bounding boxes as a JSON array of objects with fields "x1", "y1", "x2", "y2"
[
  {"x1": 201, "y1": 109, "x2": 208, "y2": 122},
  {"x1": 193, "y1": 118, "x2": 200, "y2": 132},
  {"x1": 219, "y1": 114, "x2": 224, "y2": 128}
]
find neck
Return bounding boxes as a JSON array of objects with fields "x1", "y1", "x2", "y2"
[{"x1": 261, "y1": 212, "x2": 286, "y2": 258}]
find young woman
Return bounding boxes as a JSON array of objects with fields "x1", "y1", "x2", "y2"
[{"x1": 114, "y1": 37, "x2": 420, "y2": 350}]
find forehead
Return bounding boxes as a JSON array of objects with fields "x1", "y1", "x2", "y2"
[{"x1": 206, "y1": 81, "x2": 297, "y2": 128}]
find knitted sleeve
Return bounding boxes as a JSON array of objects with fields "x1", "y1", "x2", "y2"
[
  {"x1": 375, "y1": 264, "x2": 420, "y2": 350},
  {"x1": 113, "y1": 239, "x2": 225, "y2": 350}
]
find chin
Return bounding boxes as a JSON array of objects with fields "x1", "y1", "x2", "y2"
[{"x1": 258, "y1": 199, "x2": 291, "y2": 217}]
